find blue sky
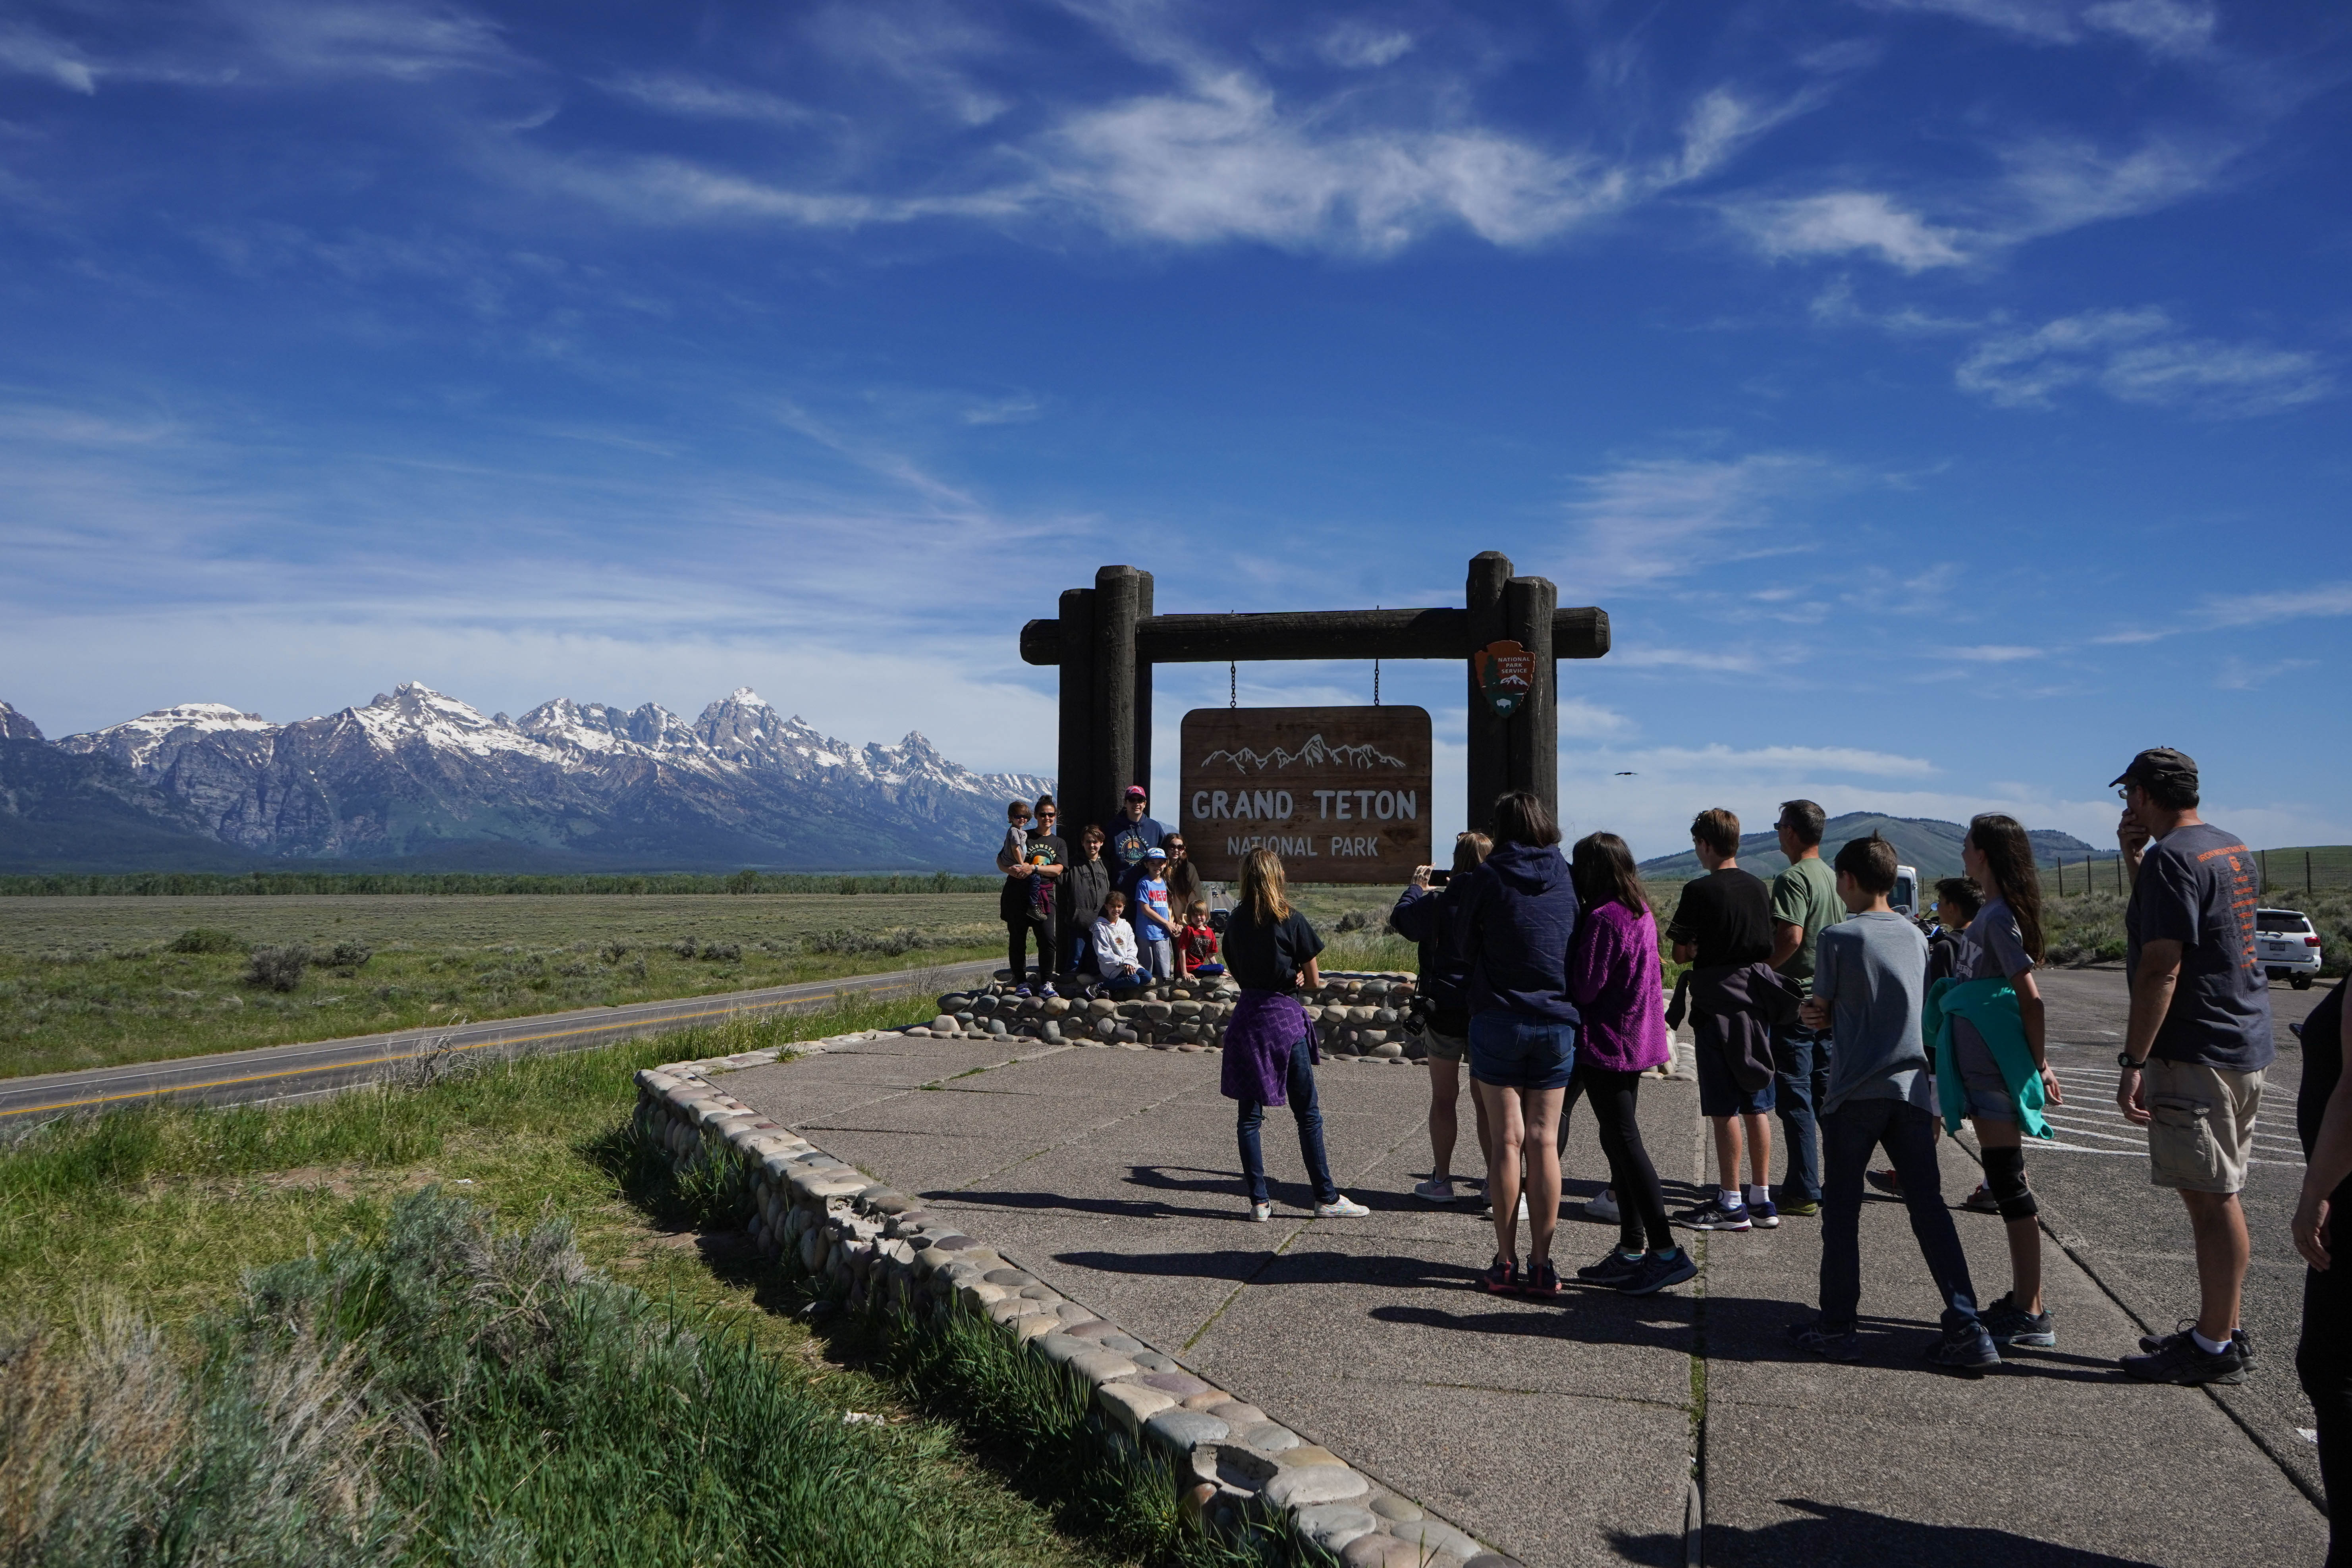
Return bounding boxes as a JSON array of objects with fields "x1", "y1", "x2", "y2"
[{"x1": 2, "y1": 0, "x2": 2347, "y2": 859}]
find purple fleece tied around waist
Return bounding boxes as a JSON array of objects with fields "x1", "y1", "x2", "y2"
[{"x1": 1220, "y1": 989, "x2": 1315, "y2": 1104}]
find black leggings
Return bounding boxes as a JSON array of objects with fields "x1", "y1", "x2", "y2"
[
  {"x1": 2300, "y1": 1259, "x2": 2352, "y2": 1568},
  {"x1": 1005, "y1": 911, "x2": 1054, "y2": 983},
  {"x1": 1579, "y1": 1065, "x2": 1673, "y2": 1253}
]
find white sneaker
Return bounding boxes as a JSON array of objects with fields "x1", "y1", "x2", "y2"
[
  {"x1": 1248, "y1": 1201, "x2": 1273, "y2": 1223},
  {"x1": 1315, "y1": 1196, "x2": 1370, "y2": 1219},
  {"x1": 1412, "y1": 1178, "x2": 1456, "y2": 1203},
  {"x1": 1585, "y1": 1188, "x2": 1621, "y2": 1224},
  {"x1": 1516, "y1": 1194, "x2": 1530, "y2": 1222}
]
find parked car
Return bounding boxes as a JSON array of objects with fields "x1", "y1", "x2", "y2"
[
  {"x1": 2256, "y1": 907, "x2": 2324, "y2": 989},
  {"x1": 1891, "y1": 864, "x2": 1920, "y2": 924}
]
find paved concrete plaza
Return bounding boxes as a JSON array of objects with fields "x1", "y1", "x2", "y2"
[{"x1": 719, "y1": 994, "x2": 2329, "y2": 1567}]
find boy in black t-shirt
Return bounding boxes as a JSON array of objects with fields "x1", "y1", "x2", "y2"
[{"x1": 1667, "y1": 808, "x2": 1780, "y2": 1233}]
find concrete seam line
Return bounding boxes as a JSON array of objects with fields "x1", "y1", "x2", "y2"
[{"x1": 658, "y1": 1022, "x2": 1506, "y2": 1566}]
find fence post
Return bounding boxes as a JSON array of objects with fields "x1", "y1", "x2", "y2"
[{"x1": 2310, "y1": 850, "x2": 2315, "y2": 901}]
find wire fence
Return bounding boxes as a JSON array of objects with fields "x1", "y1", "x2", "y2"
[{"x1": 2041, "y1": 847, "x2": 2352, "y2": 903}]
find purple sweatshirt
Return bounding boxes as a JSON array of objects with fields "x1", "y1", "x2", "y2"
[{"x1": 1567, "y1": 900, "x2": 1670, "y2": 1073}]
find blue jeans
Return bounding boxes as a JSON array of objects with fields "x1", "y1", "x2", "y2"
[
  {"x1": 1774, "y1": 1023, "x2": 1833, "y2": 1203},
  {"x1": 1237, "y1": 1033, "x2": 1338, "y2": 1205},
  {"x1": 1821, "y1": 1098, "x2": 1984, "y2": 1334}
]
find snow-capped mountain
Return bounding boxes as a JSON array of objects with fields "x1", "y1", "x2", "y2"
[{"x1": 7, "y1": 683, "x2": 1052, "y2": 871}]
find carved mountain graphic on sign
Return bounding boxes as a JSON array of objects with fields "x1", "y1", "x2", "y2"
[{"x1": 1196, "y1": 734, "x2": 1407, "y2": 773}]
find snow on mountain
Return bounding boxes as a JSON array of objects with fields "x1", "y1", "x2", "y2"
[
  {"x1": 0, "y1": 702, "x2": 42, "y2": 743},
  {"x1": 33, "y1": 681, "x2": 1052, "y2": 870}
]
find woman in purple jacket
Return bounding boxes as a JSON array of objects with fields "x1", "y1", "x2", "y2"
[{"x1": 1567, "y1": 833, "x2": 1695, "y2": 1296}]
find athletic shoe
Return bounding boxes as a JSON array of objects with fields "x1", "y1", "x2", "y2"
[
  {"x1": 1791, "y1": 1322, "x2": 1863, "y2": 1362},
  {"x1": 2122, "y1": 1332, "x2": 2247, "y2": 1386},
  {"x1": 1015, "y1": 987, "x2": 1033, "y2": 998},
  {"x1": 1584, "y1": 1188, "x2": 1621, "y2": 1224},
  {"x1": 1866, "y1": 1168, "x2": 1904, "y2": 1198},
  {"x1": 1748, "y1": 1199, "x2": 1781, "y2": 1229},
  {"x1": 2137, "y1": 1323, "x2": 2257, "y2": 1364},
  {"x1": 1962, "y1": 1182, "x2": 2001, "y2": 1215},
  {"x1": 1927, "y1": 1325, "x2": 2003, "y2": 1373},
  {"x1": 1620, "y1": 1250, "x2": 1699, "y2": 1297},
  {"x1": 1039, "y1": 984, "x2": 1058, "y2": 999},
  {"x1": 1248, "y1": 1202, "x2": 1272, "y2": 1223},
  {"x1": 1983, "y1": 1292, "x2": 2057, "y2": 1349},
  {"x1": 1673, "y1": 1198, "x2": 1751, "y2": 1232},
  {"x1": 1480, "y1": 1191, "x2": 1532, "y2": 1223},
  {"x1": 1520, "y1": 1259, "x2": 1563, "y2": 1298},
  {"x1": 1412, "y1": 1178, "x2": 1458, "y2": 1204},
  {"x1": 1480, "y1": 1256, "x2": 1521, "y2": 1295},
  {"x1": 1777, "y1": 1199, "x2": 1820, "y2": 1219},
  {"x1": 1576, "y1": 1249, "x2": 1646, "y2": 1287},
  {"x1": 1315, "y1": 1196, "x2": 1370, "y2": 1219}
]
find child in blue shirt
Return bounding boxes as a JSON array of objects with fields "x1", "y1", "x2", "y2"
[{"x1": 1134, "y1": 847, "x2": 1177, "y2": 980}]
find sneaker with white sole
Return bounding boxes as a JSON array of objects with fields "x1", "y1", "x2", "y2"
[
  {"x1": 1619, "y1": 1250, "x2": 1698, "y2": 1296},
  {"x1": 1584, "y1": 1188, "x2": 1621, "y2": 1224},
  {"x1": 1412, "y1": 1178, "x2": 1458, "y2": 1204},
  {"x1": 1315, "y1": 1196, "x2": 1370, "y2": 1219},
  {"x1": 1248, "y1": 1201, "x2": 1272, "y2": 1223},
  {"x1": 1673, "y1": 1198, "x2": 1751, "y2": 1232}
]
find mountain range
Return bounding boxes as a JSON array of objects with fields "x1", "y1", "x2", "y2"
[
  {"x1": 0, "y1": 685, "x2": 1053, "y2": 874},
  {"x1": 1634, "y1": 812, "x2": 2101, "y2": 883}
]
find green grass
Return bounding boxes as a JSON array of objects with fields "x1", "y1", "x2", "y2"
[{"x1": 0, "y1": 893, "x2": 999, "y2": 1078}]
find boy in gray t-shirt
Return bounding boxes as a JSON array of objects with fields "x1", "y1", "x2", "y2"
[{"x1": 1790, "y1": 833, "x2": 1997, "y2": 1369}]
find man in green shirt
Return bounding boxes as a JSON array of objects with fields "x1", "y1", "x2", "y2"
[{"x1": 1768, "y1": 799, "x2": 1843, "y2": 1217}]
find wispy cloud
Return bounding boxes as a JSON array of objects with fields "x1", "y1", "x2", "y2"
[
  {"x1": 0, "y1": 22, "x2": 96, "y2": 92},
  {"x1": 1949, "y1": 644, "x2": 2043, "y2": 662},
  {"x1": 1312, "y1": 21, "x2": 1417, "y2": 71},
  {"x1": 1731, "y1": 191, "x2": 1967, "y2": 271},
  {"x1": 599, "y1": 71, "x2": 822, "y2": 126},
  {"x1": 2214, "y1": 656, "x2": 2316, "y2": 690},
  {"x1": 1956, "y1": 306, "x2": 2331, "y2": 417},
  {"x1": 1866, "y1": 0, "x2": 2218, "y2": 58},
  {"x1": 1614, "y1": 646, "x2": 1765, "y2": 674},
  {"x1": 1628, "y1": 743, "x2": 1939, "y2": 779},
  {"x1": 2198, "y1": 582, "x2": 2352, "y2": 628},
  {"x1": 961, "y1": 395, "x2": 1042, "y2": 426},
  {"x1": 1558, "y1": 454, "x2": 1842, "y2": 592}
]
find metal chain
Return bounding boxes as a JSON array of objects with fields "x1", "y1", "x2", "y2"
[
  {"x1": 1373, "y1": 607, "x2": 1380, "y2": 706},
  {"x1": 1229, "y1": 660, "x2": 1237, "y2": 708}
]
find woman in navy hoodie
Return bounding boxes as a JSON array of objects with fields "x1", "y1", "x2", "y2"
[{"x1": 1457, "y1": 790, "x2": 1582, "y2": 1298}]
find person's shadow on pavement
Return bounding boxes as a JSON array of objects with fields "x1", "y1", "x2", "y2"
[{"x1": 1612, "y1": 1497, "x2": 2159, "y2": 1567}]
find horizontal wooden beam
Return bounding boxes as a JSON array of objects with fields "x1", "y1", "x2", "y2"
[{"x1": 1018, "y1": 606, "x2": 1609, "y2": 667}]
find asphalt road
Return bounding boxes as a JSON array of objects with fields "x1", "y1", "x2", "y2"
[
  {"x1": 1945, "y1": 964, "x2": 2334, "y2": 1501},
  {"x1": 0, "y1": 958, "x2": 992, "y2": 1132}
]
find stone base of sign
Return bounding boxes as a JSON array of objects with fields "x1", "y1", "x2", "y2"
[
  {"x1": 901, "y1": 969, "x2": 1424, "y2": 1057},
  {"x1": 632, "y1": 1026, "x2": 1520, "y2": 1568}
]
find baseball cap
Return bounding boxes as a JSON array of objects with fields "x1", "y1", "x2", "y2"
[
  {"x1": 1124, "y1": 784, "x2": 1148, "y2": 799},
  {"x1": 2108, "y1": 747, "x2": 2198, "y2": 791},
  {"x1": 1144, "y1": 847, "x2": 1167, "y2": 860}
]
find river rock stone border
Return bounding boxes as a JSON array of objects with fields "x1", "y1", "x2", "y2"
[
  {"x1": 633, "y1": 1030, "x2": 1521, "y2": 1568},
  {"x1": 905, "y1": 970, "x2": 1427, "y2": 1060}
]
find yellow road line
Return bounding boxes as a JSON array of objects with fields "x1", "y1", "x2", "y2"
[{"x1": 3, "y1": 982, "x2": 884, "y2": 1119}]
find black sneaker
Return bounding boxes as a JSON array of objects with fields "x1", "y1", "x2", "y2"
[
  {"x1": 2138, "y1": 1322, "x2": 2256, "y2": 1364},
  {"x1": 1521, "y1": 1258, "x2": 1563, "y2": 1299},
  {"x1": 1576, "y1": 1249, "x2": 1645, "y2": 1287},
  {"x1": 2121, "y1": 1331, "x2": 2247, "y2": 1386},
  {"x1": 1983, "y1": 1292, "x2": 2057, "y2": 1349},
  {"x1": 1928, "y1": 1324, "x2": 2003, "y2": 1374},
  {"x1": 1673, "y1": 1198, "x2": 1751, "y2": 1232},
  {"x1": 1866, "y1": 1167, "x2": 1904, "y2": 1198},
  {"x1": 1791, "y1": 1321, "x2": 1863, "y2": 1361},
  {"x1": 1620, "y1": 1250, "x2": 1699, "y2": 1296},
  {"x1": 1479, "y1": 1255, "x2": 1521, "y2": 1296}
]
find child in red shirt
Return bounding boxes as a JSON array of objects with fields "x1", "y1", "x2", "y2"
[{"x1": 1177, "y1": 901, "x2": 1222, "y2": 978}]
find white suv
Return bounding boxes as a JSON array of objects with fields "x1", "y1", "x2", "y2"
[{"x1": 2256, "y1": 907, "x2": 2324, "y2": 989}]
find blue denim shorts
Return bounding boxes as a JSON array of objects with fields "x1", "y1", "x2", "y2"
[{"x1": 1467, "y1": 1013, "x2": 1577, "y2": 1091}]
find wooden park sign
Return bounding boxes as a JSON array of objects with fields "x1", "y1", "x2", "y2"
[
  {"x1": 1180, "y1": 706, "x2": 1433, "y2": 883},
  {"x1": 1018, "y1": 551, "x2": 1609, "y2": 851}
]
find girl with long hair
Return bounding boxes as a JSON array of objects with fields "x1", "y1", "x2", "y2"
[
  {"x1": 1217, "y1": 847, "x2": 1369, "y2": 1222},
  {"x1": 1566, "y1": 833, "x2": 1695, "y2": 1295},
  {"x1": 1949, "y1": 812, "x2": 2065, "y2": 1348}
]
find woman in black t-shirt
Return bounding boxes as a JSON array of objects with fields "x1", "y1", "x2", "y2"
[
  {"x1": 1218, "y1": 848, "x2": 1369, "y2": 1222},
  {"x1": 2291, "y1": 978, "x2": 2352, "y2": 1567}
]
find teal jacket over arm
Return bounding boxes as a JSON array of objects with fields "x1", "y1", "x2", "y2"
[{"x1": 1925, "y1": 975, "x2": 2053, "y2": 1140}]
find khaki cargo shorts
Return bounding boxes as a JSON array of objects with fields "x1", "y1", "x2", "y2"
[
  {"x1": 2144, "y1": 1058, "x2": 2265, "y2": 1195},
  {"x1": 1416, "y1": 1020, "x2": 1468, "y2": 1064}
]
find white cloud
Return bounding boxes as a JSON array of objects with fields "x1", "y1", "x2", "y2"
[
  {"x1": 2213, "y1": 656, "x2": 2316, "y2": 690},
  {"x1": 1627, "y1": 743, "x2": 1938, "y2": 779},
  {"x1": 237, "y1": 0, "x2": 523, "y2": 82},
  {"x1": 1731, "y1": 191, "x2": 1968, "y2": 271},
  {"x1": 1314, "y1": 21, "x2": 1415, "y2": 70},
  {"x1": 1956, "y1": 307, "x2": 2332, "y2": 417},
  {"x1": 1613, "y1": 646, "x2": 1765, "y2": 674},
  {"x1": 961, "y1": 395, "x2": 1042, "y2": 426},
  {"x1": 1557, "y1": 453, "x2": 1840, "y2": 592},
  {"x1": 2198, "y1": 582, "x2": 2352, "y2": 628},
  {"x1": 599, "y1": 72, "x2": 820, "y2": 125},
  {"x1": 0, "y1": 24, "x2": 96, "y2": 92},
  {"x1": 1867, "y1": 0, "x2": 2217, "y2": 57},
  {"x1": 1949, "y1": 644, "x2": 2042, "y2": 662}
]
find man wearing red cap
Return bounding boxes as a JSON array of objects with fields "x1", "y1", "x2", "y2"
[
  {"x1": 1106, "y1": 785, "x2": 1168, "y2": 953},
  {"x1": 2111, "y1": 746, "x2": 2273, "y2": 1386}
]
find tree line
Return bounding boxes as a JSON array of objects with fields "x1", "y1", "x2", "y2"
[{"x1": 0, "y1": 869, "x2": 1001, "y2": 897}]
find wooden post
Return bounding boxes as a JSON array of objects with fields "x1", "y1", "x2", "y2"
[
  {"x1": 1056, "y1": 587, "x2": 1096, "y2": 842},
  {"x1": 1464, "y1": 551, "x2": 1513, "y2": 833},
  {"x1": 1133, "y1": 570, "x2": 1155, "y2": 814},
  {"x1": 1507, "y1": 574, "x2": 1558, "y2": 822},
  {"x1": 1092, "y1": 565, "x2": 1142, "y2": 836}
]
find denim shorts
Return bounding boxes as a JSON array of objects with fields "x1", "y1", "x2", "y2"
[
  {"x1": 1695, "y1": 1035, "x2": 1777, "y2": 1118},
  {"x1": 1467, "y1": 1013, "x2": 1577, "y2": 1090}
]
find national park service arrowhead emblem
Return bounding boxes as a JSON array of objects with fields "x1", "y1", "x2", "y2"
[{"x1": 1474, "y1": 640, "x2": 1535, "y2": 719}]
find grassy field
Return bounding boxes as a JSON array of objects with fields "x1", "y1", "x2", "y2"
[
  {"x1": 0, "y1": 893, "x2": 1000, "y2": 1078},
  {"x1": 0, "y1": 999, "x2": 1268, "y2": 1566}
]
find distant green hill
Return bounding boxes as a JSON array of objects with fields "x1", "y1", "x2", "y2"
[{"x1": 1636, "y1": 812, "x2": 2096, "y2": 883}]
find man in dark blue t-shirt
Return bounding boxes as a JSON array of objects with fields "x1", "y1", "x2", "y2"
[
  {"x1": 2111, "y1": 746, "x2": 2275, "y2": 1388},
  {"x1": 1104, "y1": 784, "x2": 1166, "y2": 941}
]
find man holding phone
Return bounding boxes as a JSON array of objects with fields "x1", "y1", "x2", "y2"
[{"x1": 1392, "y1": 831, "x2": 1492, "y2": 1204}]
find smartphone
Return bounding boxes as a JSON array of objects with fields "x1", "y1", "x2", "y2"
[{"x1": 1426, "y1": 868, "x2": 1450, "y2": 887}]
